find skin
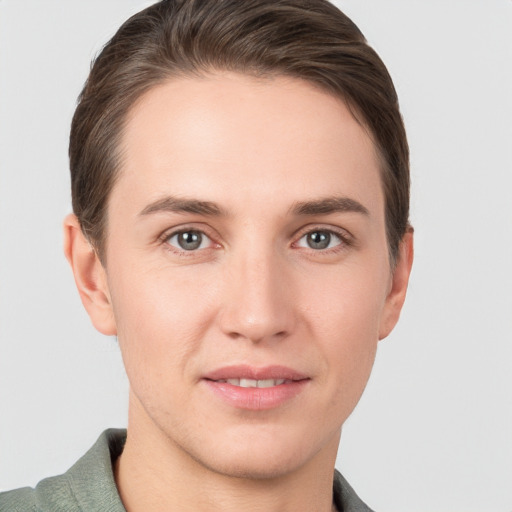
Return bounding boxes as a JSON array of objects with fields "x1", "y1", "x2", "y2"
[{"x1": 64, "y1": 73, "x2": 413, "y2": 512}]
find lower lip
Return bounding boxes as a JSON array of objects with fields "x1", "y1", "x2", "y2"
[{"x1": 203, "y1": 380, "x2": 309, "y2": 410}]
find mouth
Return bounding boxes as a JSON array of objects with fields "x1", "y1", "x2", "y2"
[
  {"x1": 212, "y1": 378, "x2": 288, "y2": 388},
  {"x1": 202, "y1": 365, "x2": 310, "y2": 410}
]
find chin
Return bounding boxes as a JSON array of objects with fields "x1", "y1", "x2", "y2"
[
  {"x1": 178, "y1": 423, "x2": 340, "y2": 481},
  {"x1": 192, "y1": 446, "x2": 307, "y2": 481}
]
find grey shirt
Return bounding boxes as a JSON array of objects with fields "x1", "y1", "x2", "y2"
[{"x1": 0, "y1": 429, "x2": 374, "y2": 512}]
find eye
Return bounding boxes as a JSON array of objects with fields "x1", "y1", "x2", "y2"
[
  {"x1": 166, "y1": 230, "x2": 212, "y2": 251},
  {"x1": 296, "y1": 230, "x2": 343, "y2": 250}
]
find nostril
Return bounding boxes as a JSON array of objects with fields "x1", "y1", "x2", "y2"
[{"x1": 226, "y1": 329, "x2": 288, "y2": 343}]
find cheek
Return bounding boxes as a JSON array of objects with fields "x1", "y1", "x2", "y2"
[
  {"x1": 107, "y1": 263, "x2": 218, "y2": 389},
  {"x1": 320, "y1": 294, "x2": 381, "y2": 385},
  {"x1": 303, "y1": 261, "x2": 389, "y2": 400},
  {"x1": 305, "y1": 258, "x2": 389, "y2": 340}
]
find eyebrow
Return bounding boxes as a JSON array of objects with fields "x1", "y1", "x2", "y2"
[
  {"x1": 139, "y1": 196, "x2": 226, "y2": 217},
  {"x1": 291, "y1": 196, "x2": 369, "y2": 216},
  {"x1": 139, "y1": 195, "x2": 369, "y2": 218}
]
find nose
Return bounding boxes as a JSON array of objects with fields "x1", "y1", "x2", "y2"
[{"x1": 218, "y1": 249, "x2": 296, "y2": 344}]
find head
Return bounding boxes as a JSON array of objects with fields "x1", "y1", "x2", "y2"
[{"x1": 65, "y1": 0, "x2": 413, "y2": 480}]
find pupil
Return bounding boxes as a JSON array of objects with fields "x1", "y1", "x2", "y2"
[
  {"x1": 179, "y1": 231, "x2": 202, "y2": 250},
  {"x1": 308, "y1": 231, "x2": 330, "y2": 249}
]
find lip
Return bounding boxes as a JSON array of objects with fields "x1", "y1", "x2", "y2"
[
  {"x1": 202, "y1": 365, "x2": 310, "y2": 411},
  {"x1": 204, "y1": 364, "x2": 308, "y2": 382}
]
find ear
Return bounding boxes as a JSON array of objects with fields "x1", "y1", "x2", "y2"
[
  {"x1": 378, "y1": 229, "x2": 414, "y2": 340},
  {"x1": 63, "y1": 214, "x2": 117, "y2": 336}
]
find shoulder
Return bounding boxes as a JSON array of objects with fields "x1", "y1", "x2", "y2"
[
  {"x1": 0, "y1": 486, "x2": 37, "y2": 512},
  {"x1": 0, "y1": 472, "x2": 80, "y2": 512},
  {"x1": 0, "y1": 429, "x2": 127, "y2": 512}
]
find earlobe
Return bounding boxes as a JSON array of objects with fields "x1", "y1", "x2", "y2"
[
  {"x1": 63, "y1": 214, "x2": 117, "y2": 336},
  {"x1": 378, "y1": 230, "x2": 414, "y2": 340}
]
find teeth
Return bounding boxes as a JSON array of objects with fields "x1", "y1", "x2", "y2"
[
  {"x1": 224, "y1": 378, "x2": 286, "y2": 388},
  {"x1": 259, "y1": 379, "x2": 286, "y2": 387},
  {"x1": 257, "y1": 379, "x2": 275, "y2": 388},
  {"x1": 240, "y1": 378, "x2": 257, "y2": 388}
]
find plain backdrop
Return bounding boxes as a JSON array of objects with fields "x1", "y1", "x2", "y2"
[{"x1": 1, "y1": 1, "x2": 511, "y2": 511}]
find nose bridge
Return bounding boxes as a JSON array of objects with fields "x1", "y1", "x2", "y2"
[{"x1": 219, "y1": 241, "x2": 294, "y2": 343}]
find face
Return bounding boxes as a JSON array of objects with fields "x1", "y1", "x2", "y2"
[{"x1": 78, "y1": 73, "x2": 411, "y2": 479}]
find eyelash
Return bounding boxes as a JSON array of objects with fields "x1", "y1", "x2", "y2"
[
  {"x1": 158, "y1": 226, "x2": 218, "y2": 257},
  {"x1": 293, "y1": 226, "x2": 353, "y2": 255},
  {"x1": 158, "y1": 225, "x2": 353, "y2": 257}
]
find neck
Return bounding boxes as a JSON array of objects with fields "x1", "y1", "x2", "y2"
[{"x1": 115, "y1": 396, "x2": 340, "y2": 512}]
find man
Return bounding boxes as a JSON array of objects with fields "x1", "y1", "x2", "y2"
[{"x1": 0, "y1": 0, "x2": 413, "y2": 510}]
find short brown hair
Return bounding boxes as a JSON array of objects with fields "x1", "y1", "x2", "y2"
[{"x1": 70, "y1": 0, "x2": 410, "y2": 264}]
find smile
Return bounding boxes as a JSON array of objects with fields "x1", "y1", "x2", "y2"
[
  {"x1": 203, "y1": 365, "x2": 309, "y2": 410},
  {"x1": 214, "y1": 378, "x2": 287, "y2": 388}
]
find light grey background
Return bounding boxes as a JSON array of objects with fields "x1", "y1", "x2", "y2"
[{"x1": 1, "y1": 1, "x2": 511, "y2": 511}]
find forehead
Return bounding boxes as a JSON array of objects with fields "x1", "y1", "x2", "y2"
[{"x1": 115, "y1": 72, "x2": 383, "y2": 216}]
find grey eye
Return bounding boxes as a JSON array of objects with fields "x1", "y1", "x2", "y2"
[
  {"x1": 297, "y1": 230, "x2": 342, "y2": 250},
  {"x1": 307, "y1": 231, "x2": 331, "y2": 249},
  {"x1": 168, "y1": 231, "x2": 209, "y2": 251}
]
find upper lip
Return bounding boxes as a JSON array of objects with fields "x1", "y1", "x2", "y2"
[{"x1": 203, "y1": 365, "x2": 309, "y2": 382}]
